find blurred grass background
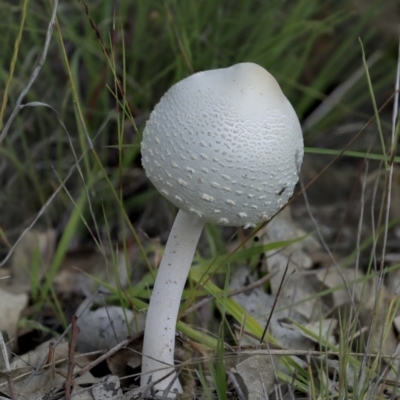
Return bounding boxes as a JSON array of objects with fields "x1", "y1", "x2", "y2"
[
  {"x1": 0, "y1": 0, "x2": 397, "y2": 246},
  {"x1": 0, "y1": 0, "x2": 399, "y2": 396}
]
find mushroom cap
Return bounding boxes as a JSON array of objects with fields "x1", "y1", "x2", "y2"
[{"x1": 141, "y1": 62, "x2": 304, "y2": 227}]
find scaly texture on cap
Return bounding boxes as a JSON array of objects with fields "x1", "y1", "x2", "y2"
[{"x1": 142, "y1": 62, "x2": 303, "y2": 227}]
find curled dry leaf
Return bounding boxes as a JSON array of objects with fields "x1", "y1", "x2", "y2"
[
  {"x1": 0, "y1": 229, "x2": 50, "y2": 348},
  {"x1": 106, "y1": 340, "x2": 142, "y2": 378},
  {"x1": 0, "y1": 288, "x2": 28, "y2": 345},
  {"x1": 0, "y1": 229, "x2": 56, "y2": 295},
  {"x1": 231, "y1": 354, "x2": 280, "y2": 399}
]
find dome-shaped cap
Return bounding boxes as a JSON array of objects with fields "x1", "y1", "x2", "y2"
[{"x1": 141, "y1": 62, "x2": 303, "y2": 227}]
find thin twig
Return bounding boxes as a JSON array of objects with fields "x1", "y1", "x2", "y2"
[
  {"x1": 74, "y1": 333, "x2": 142, "y2": 380},
  {"x1": 38, "y1": 333, "x2": 143, "y2": 400},
  {"x1": 182, "y1": 270, "x2": 276, "y2": 317},
  {"x1": 0, "y1": 0, "x2": 58, "y2": 144},
  {"x1": 260, "y1": 257, "x2": 292, "y2": 344},
  {"x1": 367, "y1": 28, "x2": 400, "y2": 396},
  {"x1": 20, "y1": 289, "x2": 102, "y2": 393},
  {"x1": 300, "y1": 175, "x2": 364, "y2": 345},
  {"x1": 65, "y1": 316, "x2": 80, "y2": 400},
  {"x1": 358, "y1": 164, "x2": 382, "y2": 385},
  {"x1": 353, "y1": 162, "x2": 369, "y2": 299},
  {"x1": 0, "y1": 104, "x2": 110, "y2": 267}
]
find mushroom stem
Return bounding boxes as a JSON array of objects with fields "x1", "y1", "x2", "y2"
[{"x1": 141, "y1": 209, "x2": 204, "y2": 394}]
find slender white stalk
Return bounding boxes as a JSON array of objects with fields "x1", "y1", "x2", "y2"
[{"x1": 141, "y1": 209, "x2": 204, "y2": 395}]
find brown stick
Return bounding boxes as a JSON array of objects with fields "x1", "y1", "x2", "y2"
[{"x1": 65, "y1": 315, "x2": 80, "y2": 400}]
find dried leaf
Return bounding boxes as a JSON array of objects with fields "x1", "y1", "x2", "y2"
[
  {"x1": 0, "y1": 339, "x2": 98, "y2": 399},
  {"x1": 92, "y1": 375, "x2": 123, "y2": 400},
  {"x1": 0, "y1": 332, "x2": 11, "y2": 373},
  {"x1": 230, "y1": 266, "x2": 278, "y2": 323},
  {"x1": 267, "y1": 253, "x2": 323, "y2": 321},
  {"x1": 269, "y1": 319, "x2": 314, "y2": 350},
  {"x1": 261, "y1": 208, "x2": 326, "y2": 321},
  {"x1": 123, "y1": 387, "x2": 143, "y2": 399},
  {"x1": 319, "y1": 268, "x2": 398, "y2": 366},
  {"x1": 55, "y1": 247, "x2": 133, "y2": 296},
  {"x1": 0, "y1": 288, "x2": 28, "y2": 344},
  {"x1": 75, "y1": 306, "x2": 145, "y2": 353},
  {"x1": 7, "y1": 340, "x2": 68, "y2": 374},
  {"x1": 107, "y1": 342, "x2": 142, "y2": 378},
  {"x1": 292, "y1": 318, "x2": 337, "y2": 346},
  {"x1": 316, "y1": 267, "x2": 367, "y2": 308},
  {"x1": 0, "y1": 229, "x2": 56, "y2": 294},
  {"x1": 8, "y1": 369, "x2": 65, "y2": 400},
  {"x1": 71, "y1": 385, "x2": 95, "y2": 400},
  {"x1": 231, "y1": 354, "x2": 280, "y2": 399},
  {"x1": 262, "y1": 207, "x2": 320, "y2": 270}
]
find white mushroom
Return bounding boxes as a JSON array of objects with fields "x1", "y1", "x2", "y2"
[{"x1": 140, "y1": 62, "x2": 303, "y2": 396}]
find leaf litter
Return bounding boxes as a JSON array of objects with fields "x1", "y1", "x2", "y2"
[{"x1": 1, "y1": 195, "x2": 400, "y2": 399}]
